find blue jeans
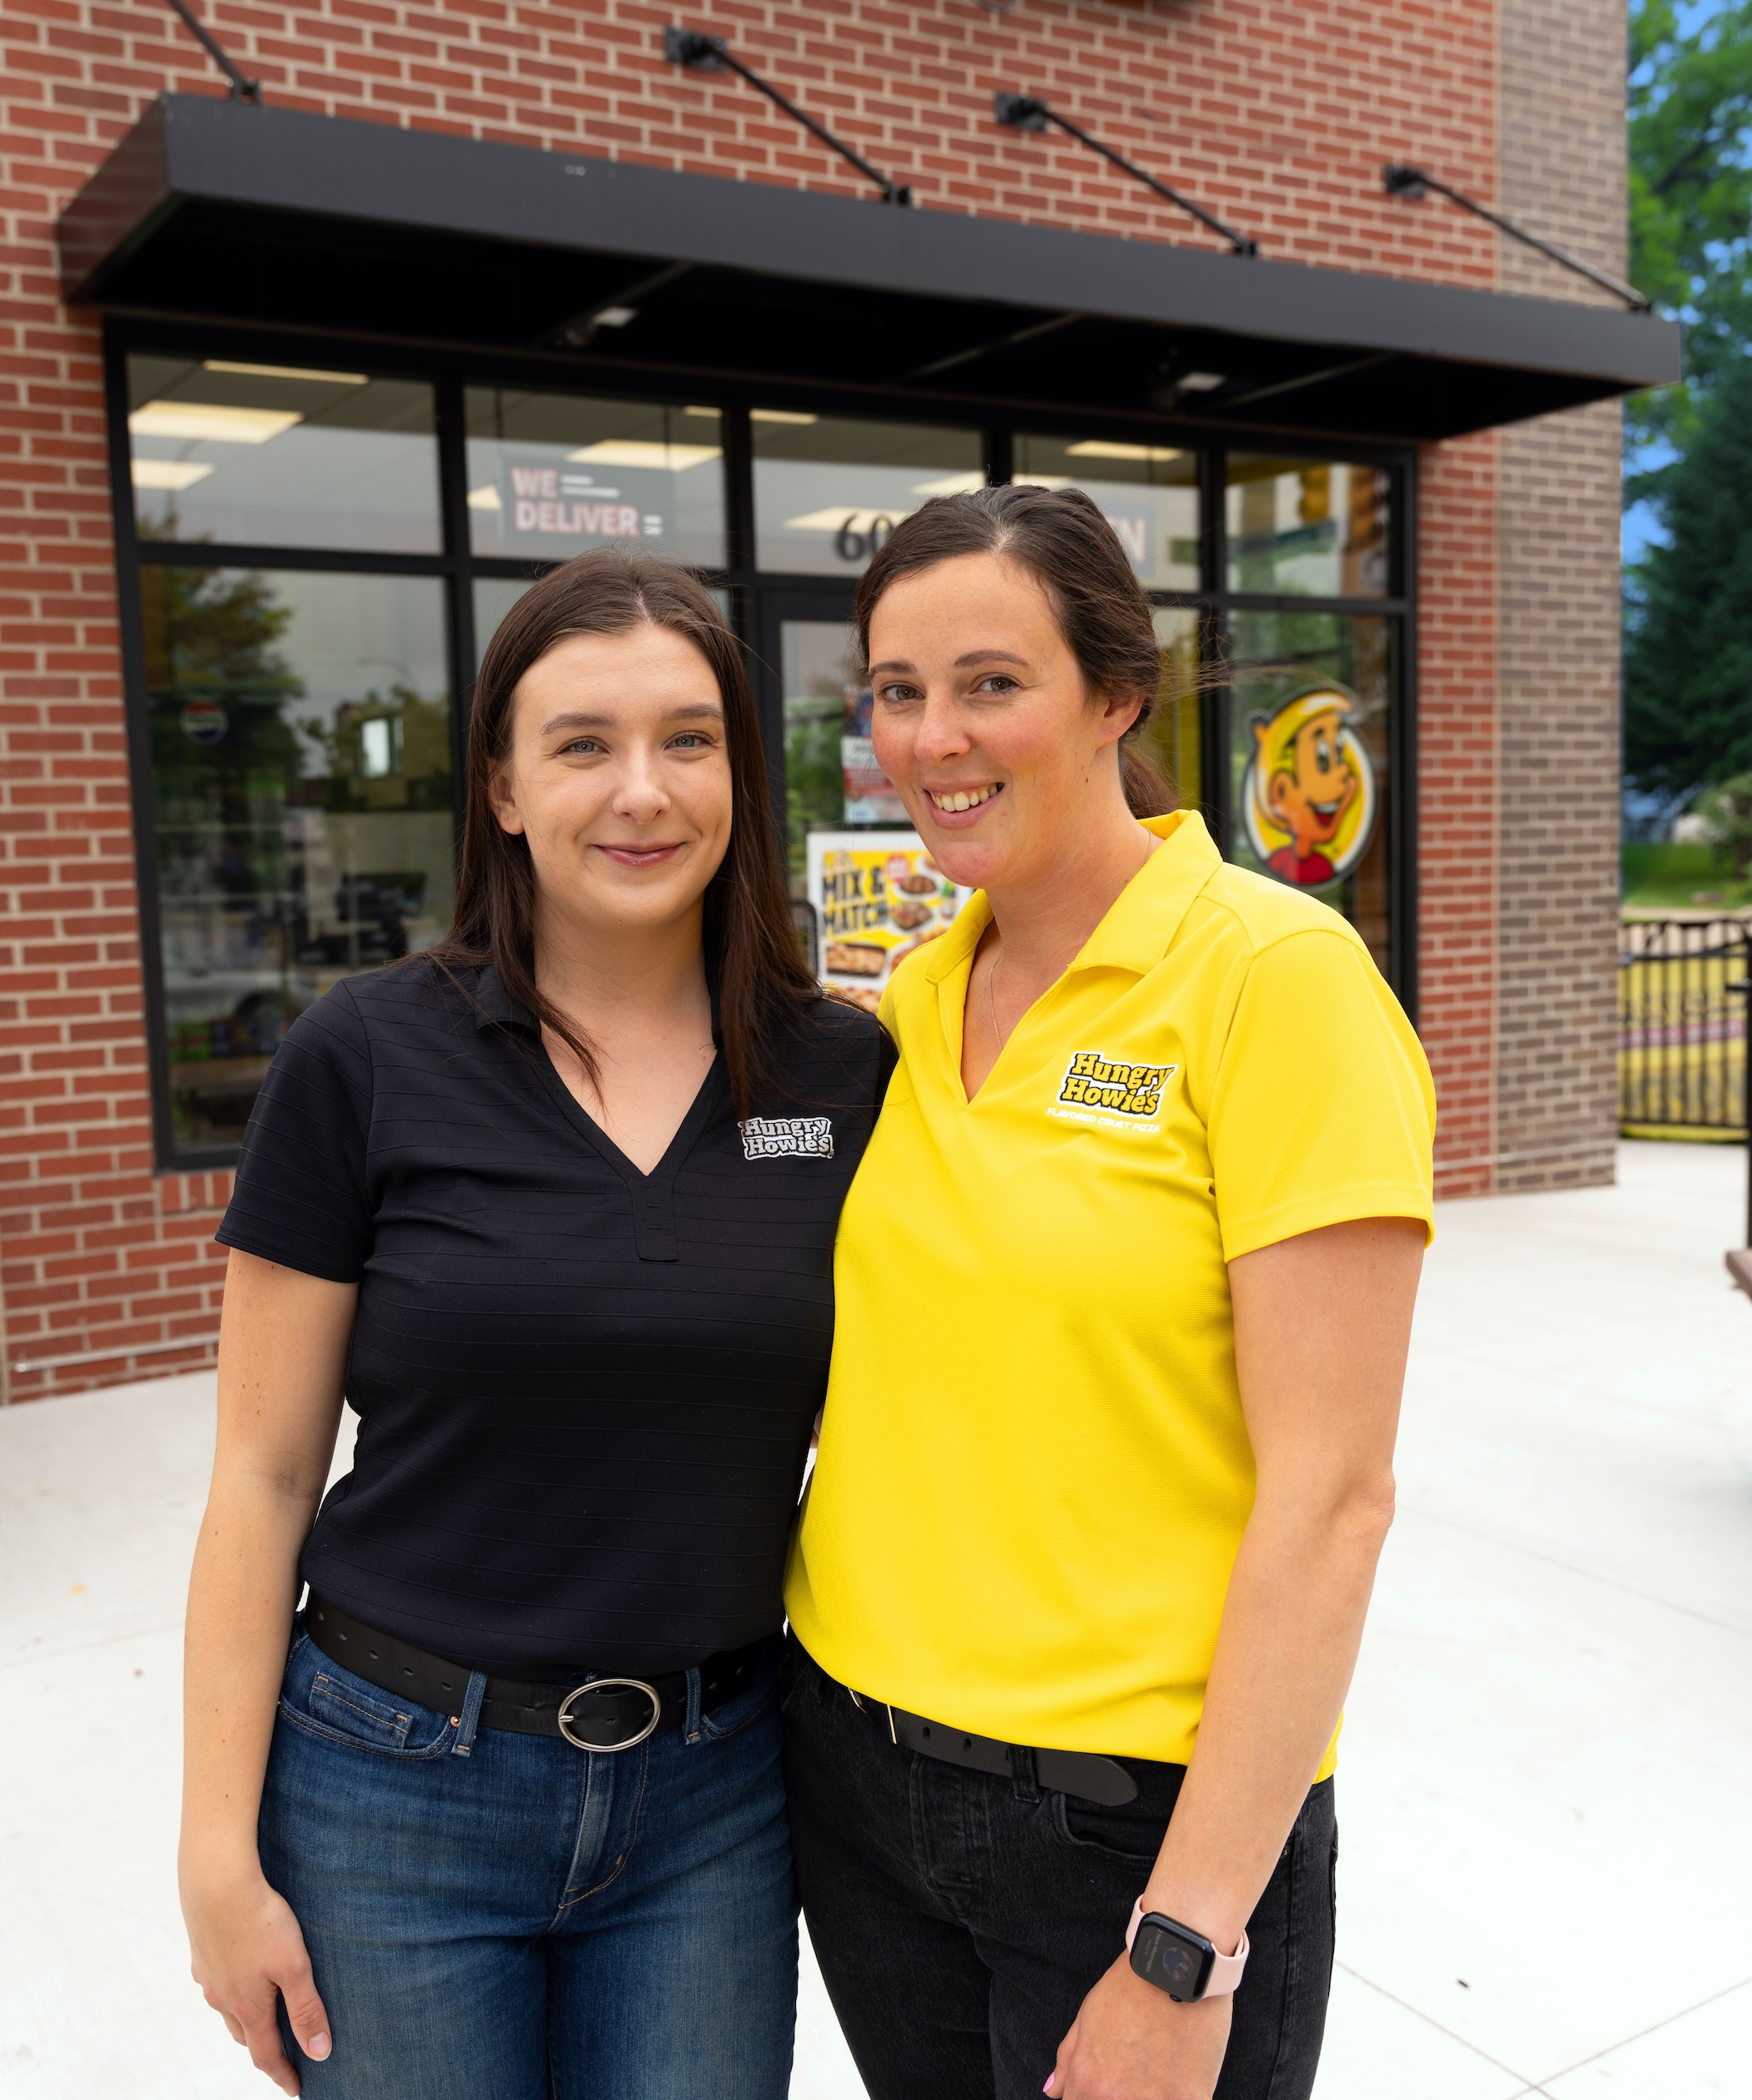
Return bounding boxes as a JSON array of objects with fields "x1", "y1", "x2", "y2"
[{"x1": 258, "y1": 1619, "x2": 797, "y2": 2099}]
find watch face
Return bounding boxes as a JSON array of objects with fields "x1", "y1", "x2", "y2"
[{"x1": 1133, "y1": 1921, "x2": 1212, "y2": 2002}]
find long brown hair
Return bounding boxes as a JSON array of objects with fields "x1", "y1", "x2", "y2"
[
  {"x1": 432, "y1": 551, "x2": 817, "y2": 1115},
  {"x1": 853, "y1": 483, "x2": 1179, "y2": 818}
]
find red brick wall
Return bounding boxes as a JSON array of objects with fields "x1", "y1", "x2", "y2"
[{"x1": 0, "y1": 0, "x2": 1502, "y2": 1396}]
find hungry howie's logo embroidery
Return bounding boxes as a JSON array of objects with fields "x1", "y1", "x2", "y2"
[
  {"x1": 739, "y1": 1115, "x2": 834, "y2": 1161},
  {"x1": 1055, "y1": 1051, "x2": 1178, "y2": 1121}
]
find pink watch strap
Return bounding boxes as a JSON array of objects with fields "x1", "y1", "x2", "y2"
[{"x1": 1127, "y1": 1898, "x2": 1250, "y2": 1998}]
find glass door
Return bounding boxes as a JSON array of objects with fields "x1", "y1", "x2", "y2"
[{"x1": 755, "y1": 587, "x2": 899, "y2": 893}]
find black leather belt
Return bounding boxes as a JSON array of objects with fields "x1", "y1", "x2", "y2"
[
  {"x1": 306, "y1": 1594, "x2": 768, "y2": 1750},
  {"x1": 847, "y1": 1684, "x2": 1139, "y2": 1805}
]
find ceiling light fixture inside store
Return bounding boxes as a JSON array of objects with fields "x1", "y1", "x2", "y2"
[
  {"x1": 665, "y1": 28, "x2": 914, "y2": 206},
  {"x1": 995, "y1": 93, "x2": 1259, "y2": 256},
  {"x1": 1065, "y1": 441, "x2": 1185, "y2": 462},
  {"x1": 203, "y1": 360, "x2": 368, "y2": 384},
  {"x1": 128, "y1": 402, "x2": 302, "y2": 443},
  {"x1": 751, "y1": 409, "x2": 819, "y2": 425},
  {"x1": 567, "y1": 441, "x2": 722, "y2": 469},
  {"x1": 130, "y1": 459, "x2": 215, "y2": 490},
  {"x1": 911, "y1": 471, "x2": 989, "y2": 495},
  {"x1": 466, "y1": 485, "x2": 502, "y2": 510}
]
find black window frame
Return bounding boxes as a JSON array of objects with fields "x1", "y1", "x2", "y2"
[{"x1": 103, "y1": 315, "x2": 1415, "y2": 1170}]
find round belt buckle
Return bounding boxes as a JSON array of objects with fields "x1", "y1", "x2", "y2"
[{"x1": 556, "y1": 1677, "x2": 663, "y2": 1753}]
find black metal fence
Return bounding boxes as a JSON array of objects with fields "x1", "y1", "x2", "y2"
[{"x1": 1619, "y1": 917, "x2": 1750, "y2": 1136}]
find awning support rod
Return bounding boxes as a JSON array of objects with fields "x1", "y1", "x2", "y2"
[
  {"x1": 995, "y1": 93, "x2": 1258, "y2": 258},
  {"x1": 160, "y1": 0, "x2": 260, "y2": 102},
  {"x1": 664, "y1": 29, "x2": 912, "y2": 206},
  {"x1": 1382, "y1": 164, "x2": 1649, "y2": 312}
]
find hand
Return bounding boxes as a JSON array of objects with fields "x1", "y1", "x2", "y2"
[
  {"x1": 181, "y1": 1855, "x2": 332, "y2": 2095},
  {"x1": 1045, "y1": 1954, "x2": 1231, "y2": 2100}
]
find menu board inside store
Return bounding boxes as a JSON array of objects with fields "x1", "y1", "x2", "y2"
[{"x1": 807, "y1": 831, "x2": 974, "y2": 1014}]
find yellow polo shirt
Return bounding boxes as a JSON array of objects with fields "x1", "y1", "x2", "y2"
[{"x1": 784, "y1": 810, "x2": 1435, "y2": 1771}]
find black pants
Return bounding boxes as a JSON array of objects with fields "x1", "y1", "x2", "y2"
[{"x1": 781, "y1": 1640, "x2": 1336, "y2": 2100}]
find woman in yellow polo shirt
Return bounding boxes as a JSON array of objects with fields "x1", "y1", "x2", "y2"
[{"x1": 781, "y1": 484, "x2": 1434, "y2": 2100}]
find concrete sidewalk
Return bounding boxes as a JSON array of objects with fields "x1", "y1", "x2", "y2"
[{"x1": 1, "y1": 1141, "x2": 1748, "y2": 2097}]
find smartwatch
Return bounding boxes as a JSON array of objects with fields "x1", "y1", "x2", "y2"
[{"x1": 1125, "y1": 1897, "x2": 1250, "y2": 2003}]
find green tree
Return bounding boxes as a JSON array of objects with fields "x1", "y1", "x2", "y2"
[
  {"x1": 143, "y1": 564, "x2": 305, "y2": 792},
  {"x1": 1694, "y1": 770, "x2": 1752, "y2": 875},
  {"x1": 1624, "y1": 353, "x2": 1752, "y2": 797},
  {"x1": 1628, "y1": 0, "x2": 1752, "y2": 496}
]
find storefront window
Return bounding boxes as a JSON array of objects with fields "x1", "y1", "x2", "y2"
[
  {"x1": 1145, "y1": 607, "x2": 1204, "y2": 813},
  {"x1": 127, "y1": 355, "x2": 441, "y2": 553},
  {"x1": 780, "y1": 617, "x2": 886, "y2": 884},
  {"x1": 753, "y1": 415, "x2": 983, "y2": 575},
  {"x1": 1225, "y1": 457, "x2": 1390, "y2": 597},
  {"x1": 143, "y1": 567, "x2": 455, "y2": 1154},
  {"x1": 118, "y1": 336, "x2": 1414, "y2": 1161},
  {"x1": 473, "y1": 576, "x2": 733, "y2": 670},
  {"x1": 1014, "y1": 436, "x2": 1200, "y2": 592},
  {"x1": 1227, "y1": 611, "x2": 1391, "y2": 971},
  {"x1": 474, "y1": 576, "x2": 535, "y2": 667},
  {"x1": 466, "y1": 389, "x2": 725, "y2": 568}
]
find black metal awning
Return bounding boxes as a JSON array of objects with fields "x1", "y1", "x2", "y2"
[{"x1": 60, "y1": 96, "x2": 1679, "y2": 446}]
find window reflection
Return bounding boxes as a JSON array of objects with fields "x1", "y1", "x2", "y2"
[
  {"x1": 474, "y1": 576, "x2": 536, "y2": 667},
  {"x1": 1227, "y1": 612, "x2": 1390, "y2": 973},
  {"x1": 753, "y1": 415, "x2": 982, "y2": 575},
  {"x1": 471, "y1": 576, "x2": 732, "y2": 671},
  {"x1": 466, "y1": 389, "x2": 724, "y2": 568},
  {"x1": 1014, "y1": 436, "x2": 1200, "y2": 592},
  {"x1": 127, "y1": 355, "x2": 441, "y2": 553},
  {"x1": 1225, "y1": 458, "x2": 1390, "y2": 597},
  {"x1": 781, "y1": 618, "x2": 889, "y2": 888},
  {"x1": 143, "y1": 567, "x2": 455, "y2": 1155},
  {"x1": 1145, "y1": 607, "x2": 1204, "y2": 813}
]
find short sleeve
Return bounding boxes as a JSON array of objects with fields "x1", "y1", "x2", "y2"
[
  {"x1": 1207, "y1": 929, "x2": 1436, "y2": 1263},
  {"x1": 216, "y1": 982, "x2": 374, "y2": 1283}
]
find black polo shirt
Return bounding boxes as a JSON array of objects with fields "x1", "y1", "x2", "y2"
[{"x1": 216, "y1": 960, "x2": 890, "y2": 1679}]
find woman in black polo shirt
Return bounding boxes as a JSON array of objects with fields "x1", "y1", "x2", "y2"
[{"x1": 177, "y1": 552, "x2": 886, "y2": 2099}]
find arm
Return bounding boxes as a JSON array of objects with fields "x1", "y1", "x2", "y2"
[
  {"x1": 1049, "y1": 1214, "x2": 1423, "y2": 2100},
  {"x1": 180, "y1": 1249, "x2": 359, "y2": 2096}
]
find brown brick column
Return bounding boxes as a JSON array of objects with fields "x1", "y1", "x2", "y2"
[
  {"x1": 1420, "y1": 433, "x2": 1500, "y2": 1201},
  {"x1": 1493, "y1": 0, "x2": 1625, "y2": 1191}
]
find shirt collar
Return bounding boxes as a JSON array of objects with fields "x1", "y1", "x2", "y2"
[
  {"x1": 922, "y1": 808, "x2": 1221, "y2": 984},
  {"x1": 471, "y1": 963, "x2": 535, "y2": 1030},
  {"x1": 469, "y1": 961, "x2": 726, "y2": 1044}
]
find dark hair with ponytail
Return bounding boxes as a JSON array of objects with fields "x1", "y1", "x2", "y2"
[
  {"x1": 430, "y1": 548, "x2": 818, "y2": 1116},
  {"x1": 852, "y1": 483, "x2": 1178, "y2": 818}
]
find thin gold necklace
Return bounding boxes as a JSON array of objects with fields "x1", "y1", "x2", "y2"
[{"x1": 986, "y1": 942, "x2": 1004, "y2": 1045}]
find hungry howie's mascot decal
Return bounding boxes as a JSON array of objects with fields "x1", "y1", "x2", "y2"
[{"x1": 1241, "y1": 682, "x2": 1378, "y2": 889}]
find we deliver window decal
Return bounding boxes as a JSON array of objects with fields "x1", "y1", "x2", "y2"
[{"x1": 505, "y1": 467, "x2": 652, "y2": 540}]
